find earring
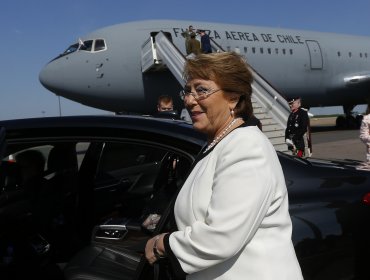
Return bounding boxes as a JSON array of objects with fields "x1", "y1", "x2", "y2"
[{"x1": 230, "y1": 109, "x2": 234, "y2": 117}]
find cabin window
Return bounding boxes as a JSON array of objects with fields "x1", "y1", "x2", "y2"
[
  {"x1": 289, "y1": 49, "x2": 293, "y2": 55},
  {"x1": 260, "y1": 48, "x2": 264, "y2": 54},
  {"x1": 244, "y1": 47, "x2": 248, "y2": 53},
  {"x1": 94, "y1": 39, "x2": 106, "y2": 52},
  {"x1": 337, "y1": 51, "x2": 341, "y2": 57},
  {"x1": 267, "y1": 48, "x2": 271, "y2": 54},
  {"x1": 360, "y1": 53, "x2": 363, "y2": 58},
  {"x1": 365, "y1": 53, "x2": 368, "y2": 58},
  {"x1": 349, "y1": 52, "x2": 352, "y2": 57},
  {"x1": 227, "y1": 46, "x2": 231, "y2": 52},
  {"x1": 252, "y1": 47, "x2": 256, "y2": 54},
  {"x1": 275, "y1": 48, "x2": 279, "y2": 54},
  {"x1": 282, "y1": 49, "x2": 286, "y2": 55}
]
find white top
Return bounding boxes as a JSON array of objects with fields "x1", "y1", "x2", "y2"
[
  {"x1": 169, "y1": 126, "x2": 303, "y2": 280},
  {"x1": 360, "y1": 114, "x2": 370, "y2": 162}
]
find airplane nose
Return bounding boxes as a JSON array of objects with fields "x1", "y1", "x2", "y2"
[{"x1": 39, "y1": 62, "x2": 60, "y2": 93}]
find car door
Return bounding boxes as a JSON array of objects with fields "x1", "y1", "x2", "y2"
[{"x1": 78, "y1": 141, "x2": 171, "y2": 224}]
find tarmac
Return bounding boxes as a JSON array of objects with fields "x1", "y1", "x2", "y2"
[{"x1": 309, "y1": 117, "x2": 365, "y2": 162}]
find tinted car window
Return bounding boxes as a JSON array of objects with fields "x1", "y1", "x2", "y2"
[
  {"x1": 91, "y1": 141, "x2": 191, "y2": 222},
  {"x1": 1, "y1": 145, "x2": 51, "y2": 192},
  {"x1": 96, "y1": 142, "x2": 166, "y2": 174}
]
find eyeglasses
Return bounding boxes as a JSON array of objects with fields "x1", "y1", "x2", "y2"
[{"x1": 179, "y1": 86, "x2": 222, "y2": 101}]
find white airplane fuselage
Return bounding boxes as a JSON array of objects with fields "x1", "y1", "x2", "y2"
[{"x1": 39, "y1": 20, "x2": 370, "y2": 115}]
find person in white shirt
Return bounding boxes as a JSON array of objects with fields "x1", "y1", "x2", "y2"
[
  {"x1": 359, "y1": 102, "x2": 370, "y2": 163},
  {"x1": 145, "y1": 52, "x2": 303, "y2": 280}
]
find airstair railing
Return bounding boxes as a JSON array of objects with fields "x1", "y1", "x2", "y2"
[{"x1": 154, "y1": 31, "x2": 186, "y2": 87}]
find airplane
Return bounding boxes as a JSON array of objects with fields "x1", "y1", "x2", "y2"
[{"x1": 39, "y1": 19, "x2": 370, "y2": 128}]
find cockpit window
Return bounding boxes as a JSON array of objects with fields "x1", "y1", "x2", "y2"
[
  {"x1": 94, "y1": 39, "x2": 106, "y2": 52},
  {"x1": 55, "y1": 39, "x2": 106, "y2": 61},
  {"x1": 63, "y1": 43, "x2": 79, "y2": 54},
  {"x1": 80, "y1": 40, "x2": 93, "y2": 51}
]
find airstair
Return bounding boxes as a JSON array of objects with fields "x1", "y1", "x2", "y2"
[{"x1": 141, "y1": 31, "x2": 289, "y2": 153}]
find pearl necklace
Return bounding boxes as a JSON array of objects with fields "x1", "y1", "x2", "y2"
[{"x1": 203, "y1": 118, "x2": 242, "y2": 153}]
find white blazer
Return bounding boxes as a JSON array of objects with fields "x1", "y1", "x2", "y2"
[{"x1": 169, "y1": 126, "x2": 303, "y2": 280}]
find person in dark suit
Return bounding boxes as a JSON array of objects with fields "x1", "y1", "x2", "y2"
[
  {"x1": 157, "y1": 95, "x2": 174, "y2": 112},
  {"x1": 285, "y1": 97, "x2": 310, "y2": 157},
  {"x1": 198, "y1": 29, "x2": 212, "y2": 54},
  {"x1": 155, "y1": 95, "x2": 179, "y2": 120}
]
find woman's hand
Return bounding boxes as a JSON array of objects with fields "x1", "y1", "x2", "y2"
[{"x1": 145, "y1": 233, "x2": 167, "y2": 265}]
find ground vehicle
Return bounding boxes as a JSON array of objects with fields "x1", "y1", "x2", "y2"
[{"x1": 0, "y1": 115, "x2": 370, "y2": 280}]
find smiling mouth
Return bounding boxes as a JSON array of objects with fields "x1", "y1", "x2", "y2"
[{"x1": 191, "y1": 111, "x2": 204, "y2": 116}]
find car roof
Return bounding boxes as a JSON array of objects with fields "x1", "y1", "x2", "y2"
[
  {"x1": 2, "y1": 114, "x2": 368, "y2": 172},
  {"x1": 0, "y1": 114, "x2": 206, "y2": 149}
]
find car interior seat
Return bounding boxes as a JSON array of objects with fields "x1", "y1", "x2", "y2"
[
  {"x1": 39, "y1": 144, "x2": 82, "y2": 259},
  {"x1": 43, "y1": 144, "x2": 79, "y2": 210}
]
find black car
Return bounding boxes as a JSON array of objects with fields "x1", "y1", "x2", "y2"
[{"x1": 0, "y1": 115, "x2": 369, "y2": 280}]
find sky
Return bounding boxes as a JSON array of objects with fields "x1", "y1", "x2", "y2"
[{"x1": 1, "y1": 0, "x2": 370, "y2": 120}]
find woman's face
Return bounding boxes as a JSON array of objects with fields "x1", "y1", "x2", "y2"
[{"x1": 184, "y1": 78, "x2": 237, "y2": 140}]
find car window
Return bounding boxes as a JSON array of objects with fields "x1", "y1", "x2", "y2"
[
  {"x1": 76, "y1": 142, "x2": 90, "y2": 169},
  {"x1": 0, "y1": 142, "x2": 88, "y2": 193},
  {"x1": 1, "y1": 145, "x2": 52, "y2": 192},
  {"x1": 91, "y1": 141, "x2": 192, "y2": 225},
  {"x1": 96, "y1": 142, "x2": 166, "y2": 176}
]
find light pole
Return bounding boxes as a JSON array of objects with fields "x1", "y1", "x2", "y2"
[{"x1": 58, "y1": 95, "x2": 62, "y2": 116}]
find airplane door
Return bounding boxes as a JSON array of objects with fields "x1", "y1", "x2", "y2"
[{"x1": 305, "y1": 40, "x2": 323, "y2": 70}]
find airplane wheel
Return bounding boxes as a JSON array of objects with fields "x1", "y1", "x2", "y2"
[
  {"x1": 356, "y1": 115, "x2": 363, "y2": 128},
  {"x1": 336, "y1": 115, "x2": 359, "y2": 129},
  {"x1": 336, "y1": 116, "x2": 346, "y2": 129},
  {"x1": 346, "y1": 115, "x2": 357, "y2": 128}
]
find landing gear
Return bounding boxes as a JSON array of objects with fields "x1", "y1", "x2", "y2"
[
  {"x1": 335, "y1": 105, "x2": 362, "y2": 129},
  {"x1": 335, "y1": 115, "x2": 358, "y2": 128}
]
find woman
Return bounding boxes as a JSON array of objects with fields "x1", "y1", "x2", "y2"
[
  {"x1": 145, "y1": 52, "x2": 303, "y2": 279},
  {"x1": 360, "y1": 102, "x2": 370, "y2": 163}
]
